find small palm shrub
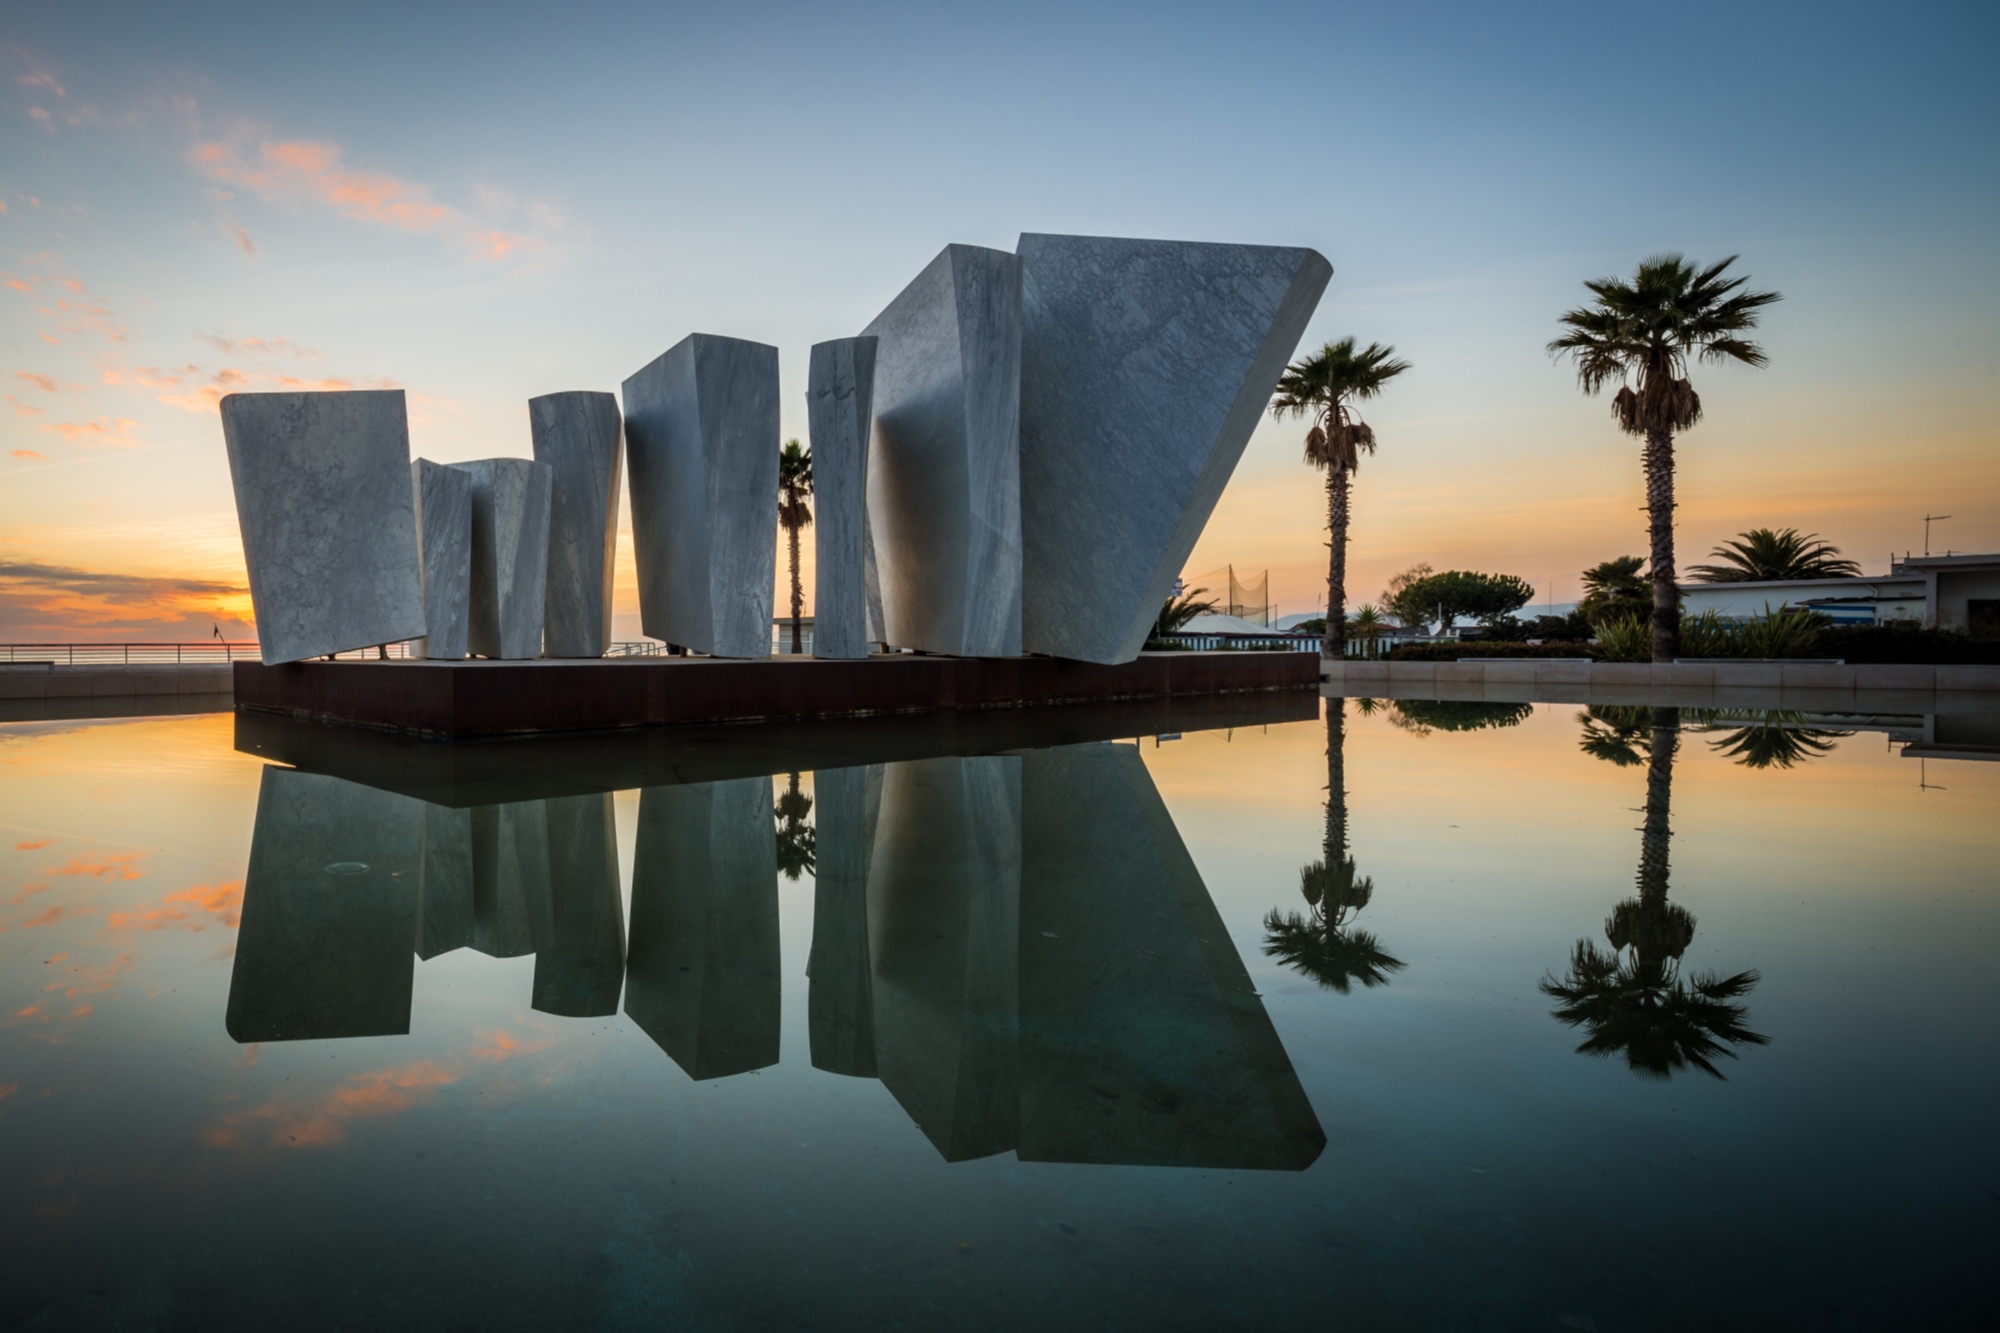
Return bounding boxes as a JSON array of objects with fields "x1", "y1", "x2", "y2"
[
  {"x1": 1736, "y1": 603, "x2": 1830, "y2": 659},
  {"x1": 1595, "y1": 613, "x2": 1651, "y2": 663},
  {"x1": 1676, "y1": 609, "x2": 1739, "y2": 659}
]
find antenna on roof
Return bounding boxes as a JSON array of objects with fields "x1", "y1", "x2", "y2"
[{"x1": 1923, "y1": 514, "x2": 1952, "y2": 557}]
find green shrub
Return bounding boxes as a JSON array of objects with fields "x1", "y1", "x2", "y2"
[
  {"x1": 1595, "y1": 614, "x2": 1651, "y2": 662},
  {"x1": 1677, "y1": 608, "x2": 1739, "y2": 658},
  {"x1": 1735, "y1": 604, "x2": 1830, "y2": 658}
]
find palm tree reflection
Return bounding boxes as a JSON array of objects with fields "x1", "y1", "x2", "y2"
[
  {"x1": 1695, "y1": 710, "x2": 1848, "y2": 769},
  {"x1": 775, "y1": 772, "x2": 816, "y2": 882},
  {"x1": 1545, "y1": 707, "x2": 1769, "y2": 1079},
  {"x1": 1264, "y1": 698, "x2": 1405, "y2": 993}
]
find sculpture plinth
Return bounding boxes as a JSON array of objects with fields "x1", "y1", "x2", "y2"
[{"x1": 623, "y1": 335, "x2": 780, "y2": 658}]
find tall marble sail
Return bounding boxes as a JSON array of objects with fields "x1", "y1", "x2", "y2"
[
  {"x1": 530, "y1": 392, "x2": 623, "y2": 658},
  {"x1": 1015, "y1": 234, "x2": 1331, "y2": 663},
  {"x1": 624, "y1": 779, "x2": 781, "y2": 1079},
  {"x1": 806, "y1": 337, "x2": 881, "y2": 659},
  {"x1": 622, "y1": 335, "x2": 780, "y2": 658},
  {"x1": 862, "y1": 246, "x2": 1023, "y2": 658},
  {"x1": 451, "y1": 458, "x2": 554, "y2": 660},
  {"x1": 867, "y1": 755, "x2": 1022, "y2": 1161},
  {"x1": 226, "y1": 767, "x2": 422, "y2": 1042},
  {"x1": 410, "y1": 458, "x2": 472, "y2": 661},
  {"x1": 220, "y1": 390, "x2": 426, "y2": 664}
]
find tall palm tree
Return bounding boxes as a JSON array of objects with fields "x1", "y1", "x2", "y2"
[
  {"x1": 1686, "y1": 527, "x2": 1860, "y2": 583},
  {"x1": 775, "y1": 772, "x2": 815, "y2": 881},
  {"x1": 1549, "y1": 256, "x2": 1781, "y2": 661},
  {"x1": 1544, "y1": 707, "x2": 1769, "y2": 1078},
  {"x1": 778, "y1": 438, "x2": 814, "y2": 654},
  {"x1": 1263, "y1": 699, "x2": 1406, "y2": 992},
  {"x1": 1269, "y1": 338, "x2": 1411, "y2": 658}
]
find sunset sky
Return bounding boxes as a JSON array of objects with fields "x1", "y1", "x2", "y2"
[{"x1": 1, "y1": 0, "x2": 1994, "y2": 642}]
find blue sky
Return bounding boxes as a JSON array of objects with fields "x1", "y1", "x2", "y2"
[{"x1": 2, "y1": 0, "x2": 1994, "y2": 636}]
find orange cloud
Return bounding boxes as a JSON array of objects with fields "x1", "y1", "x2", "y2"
[
  {"x1": 15, "y1": 371, "x2": 56, "y2": 392},
  {"x1": 15, "y1": 839, "x2": 55, "y2": 851},
  {"x1": 104, "y1": 880, "x2": 242, "y2": 933},
  {"x1": 469, "y1": 1028, "x2": 554, "y2": 1062},
  {"x1": 5, "y1": 398, "x2": 44, "y2": 419},
  {"x1": 0, "y1": 556, "x2": 254, "y2": 637},
  {"x1": 36, "y1": 417, "x2": 140, "y2": 447},
  {"x1": 210, "y1": 1059, "x2": 457, "y2": 1149},
  {"x1": 46, "y1": 852, "x2": 146, "y2": 881},
  {"x1": 194, "y1": 138, "x2": 453, "y2": 233}
]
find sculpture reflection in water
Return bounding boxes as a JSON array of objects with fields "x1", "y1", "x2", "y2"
[
  {"x1": 1263, "y1": 698, "x2": 1404, "y2": 992},
  {"x1": 224, "y1": 736, "x2": 1323, "y2": 1170},
  {"x1": 1547, "y1": 706, "x2": 1770, "y2": 1079}
]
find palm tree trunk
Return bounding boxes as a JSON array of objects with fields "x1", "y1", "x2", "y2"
[
  {"x1": 1324, "y1": 464, "x2": 1350, "y2": 658},
  {"x1": 788, "y1": 521, "x2": 803, "y2": 654},
  {"x1": 1637, "y1": 707, "x2": 1677, "y2": 908},
  {"x1": 1324, "y1": 696, "x2": 1347, "y2": 864},
  {"x1": 1643, "y1": 426, "x2": 1680, "y2": 661}
]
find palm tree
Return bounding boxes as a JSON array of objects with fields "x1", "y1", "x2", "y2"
[
  {"x1": 1148, "y1": 586, "x2": 1218, "y2": 646},
  {"x1": 1269, "y1": 338, "x2": 1411, "y2": 658},
  {"x1": 1550, "y1": 256, "x2": 1781, "y2": 661},
  {"x1": 775, "y1": 772, "x2": 815, "y2": 881},
  {"x1": 1686, "y1": 528, "x2": 1860, "y2": 583},
  {"x1": 778, "y1": 438, "x2": 814, "y2": 654},
  {"x1": 1263, "y1": 698, "x2": 1406, "y2": 992},
  {"x1": 1578, "y1": 556, "x2": 1651, "y2": 627},
  {"x1": 1347, "y1": 603, "x2": 1389, "y2": 657},
  {"x1": 1545, "y1": 707, "x2": 1769, "y2": 1078}
]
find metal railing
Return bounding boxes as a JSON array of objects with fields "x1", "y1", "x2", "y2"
[{"x1": 3, "y1": 641, "x2": 262, "y2": 665}]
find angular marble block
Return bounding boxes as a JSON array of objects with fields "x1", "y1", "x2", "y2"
[
  {"x1": 226, "y1": 767, "x2": 421, "y2": 1042},
  {"x1": 807, "y1": 765, "x2": 883, "y2": 1076},
  {"x1": 624, "y1": 779, "x2": 781, "y2": 1079},
  {"x1": 867, "y1": 754, "x2": 1022, "y2": 1161},
  {"x1": 1017, "y1": 742, "x2": 1324, "y2": 1169},
  {"x1": 451, "y1": 458, "x2": 554, "y2": 660},
  {"x1": 531, "y1": 392, "x2": 623, "y2": 658},
  {"x1": 410, "y1": 459, "x2": 472, "y2": 661},
  {"x1": 807, "y1": 338, "x2": 881, "y2": 659},
  {"x1": 469, "y1": 800, "x2": 555, "y2": 958},
  {"x1": 622, "y1": 335, "x2": 780, "y2": 658},
  {"x1": 220, "y1": 390, "x2": 426, "y2": 664},
  {"x1": 533, "y1": 792, "x2": 626, "y2": 1018},
  {"x1": 1016, "y1": 234, "x2": 1331, "y2": 664},
  {"x1": 862, "y1": 245, "x2": 1023, "y2": 658}
]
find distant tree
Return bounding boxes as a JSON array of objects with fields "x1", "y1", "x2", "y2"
[
  {"x1": 1579, "y1": 556, "x2": 1652, "y2": 626},
  {"x1": 1149, "y1": 586, "x2": 1219, "y2": 646},
  {"x1": 1393, "y1": 570, "x2": 1536, "y2": 635},
  {"x1": 775, "y1": 772, "x2": 815, "y2": 881},
  {"x1": 1386, "y1": 699, "x2": 1534, "y2": 737},
  {"x1": 1550, "y1": 255, "x2": 1781, "y2": 661},
  {"x1": 1686, "y1": 528, "x2": 1861, "y2": 583},
  {"x1": 778, "y1": 438, "x2": 814, "y2": 654},
  {"x1": 1269, "y1": 338, "x2": 1411, "y2": 658}
]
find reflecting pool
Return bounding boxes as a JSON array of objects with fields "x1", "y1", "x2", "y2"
[{"x1": 0, "y1": 693, "x2": 1994, "y2": 1329}]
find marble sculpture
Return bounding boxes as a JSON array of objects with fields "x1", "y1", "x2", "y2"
[
  {"x1": 1015, "y1": 234, "x2": 1332, "y2": 664},
  {"x1": 220, "y1": 389, "x2": 426, "y2": 664},
  {"x1": 622, "y1": 335, "x2": 780, "y2": 658},
  {"x1": 530, "y1": 392, "x2": 623, "y2": 657},
  {"x1": 450, "y1": 458, "x2": 553, "y2": 660},
  {"x1": 410, "y1": 459, "x2": 472, "y2": 660},
  {"x1": 805, "y1": 337, "x2": 881, "y2": 659},
  {"x1": 861, "y1": 245, "x2": 1023, "y2": 658}
]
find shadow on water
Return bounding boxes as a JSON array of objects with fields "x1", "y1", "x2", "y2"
[
  {"x1": 1263, "y1": 697, "x2": 1405, "y2": 993},
  {"x1": 224, "y1": 695, "x2": 1327, "y2": 1171},
  {"x1": 1545, "y1": 706, "x2": 1770, "y2": 1079}
]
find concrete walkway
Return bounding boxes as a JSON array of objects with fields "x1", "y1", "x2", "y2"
[{"x1": 0, "y1": 663, "x2": 234, "y2": 702}]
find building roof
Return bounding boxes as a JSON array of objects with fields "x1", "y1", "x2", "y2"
[
  {"x1": 1677, "y1": 573, "x2": 1922, "y2": 594},
  {"x1": 1179, "y1": 613, "x2": 1290, "y2": 636},
  {"x1": 1896, "y1": 552, "x2": 2000, "y2": 570}
]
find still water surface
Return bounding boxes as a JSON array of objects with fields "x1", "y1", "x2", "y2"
[{"x1": 0, "y1": 697, "x2": 1993, "y2": 1330}]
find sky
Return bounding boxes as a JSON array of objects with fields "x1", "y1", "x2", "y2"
[{"x1": 1, "y1": 0, "x2": 1995, "y2": 641}]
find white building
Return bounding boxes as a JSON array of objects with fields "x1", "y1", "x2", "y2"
[{"x1": 1677, "y1": 553, "x2": 2000, "y2": 634}]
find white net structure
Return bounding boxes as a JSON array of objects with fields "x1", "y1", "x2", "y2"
[{"x1": 1182, "y1": 566, "x2": 1269, "y2": 627}]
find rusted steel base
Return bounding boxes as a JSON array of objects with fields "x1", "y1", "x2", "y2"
[{"x1": 231, "y1": 651, "x2": 1319, "y2": 738}]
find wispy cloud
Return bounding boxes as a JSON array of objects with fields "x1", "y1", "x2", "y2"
[
  {"x1": 37, "y1": 417, "x2": 140, "y2": 447},
  {"x1": 190, "y1": 131, "x2": 548, "y2": 264}
]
